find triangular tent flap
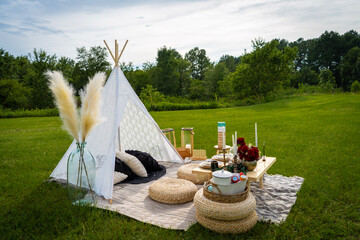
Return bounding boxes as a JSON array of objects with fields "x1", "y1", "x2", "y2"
[{"x1": 50, "y1": 67, "x2": 183, "y2": 199}]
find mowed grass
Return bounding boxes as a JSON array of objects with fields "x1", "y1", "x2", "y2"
[{"x1": 0, "y1": 94, "x2": 359, "y2": 239}]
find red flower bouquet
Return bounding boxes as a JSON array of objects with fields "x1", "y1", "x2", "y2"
[{"x1": 237, "y1": 138, "x2": 260, "y2": 161}]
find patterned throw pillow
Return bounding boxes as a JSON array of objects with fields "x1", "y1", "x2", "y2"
[
  {"x1": 116, "y1": 151, "x2": 148, "y2": 177},
  {"x1": 125, "y1": 150, "x2": 162, "y2": 172},
  {"x1": 113, "y1": 172, "x2": 128, "y2": 185}
]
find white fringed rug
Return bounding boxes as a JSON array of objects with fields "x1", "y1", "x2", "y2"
[
  {"x1": 95, "y1": 163, "x2": 304, "y2": 230},
  {"x1": 250, "y1": 174, "x2": 304, "y2": 224}
]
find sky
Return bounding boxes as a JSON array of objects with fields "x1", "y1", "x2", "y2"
[{"x1": 0, "y1": 0, "x2": 359, "y2": 67}]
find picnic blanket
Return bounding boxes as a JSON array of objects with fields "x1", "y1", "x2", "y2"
[{"x1": 95, "y1": 163, "x2": 304, "y2": 230}]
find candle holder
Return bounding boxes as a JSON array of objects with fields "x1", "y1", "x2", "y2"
[{"x1": 262, "y1": 141, "x2": 266, "y2": 161}]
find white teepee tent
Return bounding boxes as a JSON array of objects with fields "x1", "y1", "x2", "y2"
[{"x1": 50, "y1": 40, "x2": 183, "y2": 200}]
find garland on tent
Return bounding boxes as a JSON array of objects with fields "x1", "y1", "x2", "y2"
[{"x1": 47, "y1": 70, "x2": 106, "y2": 204}]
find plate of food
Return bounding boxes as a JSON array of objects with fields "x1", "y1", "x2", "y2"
[
  {"x1": 200, "y1": 159, "x2": 224, "y2": 169},
  {"x1": 211, "y1": 153, "x2": 234, "y2": 162}
]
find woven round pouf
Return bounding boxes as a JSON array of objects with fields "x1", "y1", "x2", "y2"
[
  {"x1": 194, "y1": 188, "x2": 256, "y2": 221},
  {"x1": 149, "y1": 178, "x2": 198, "y2": 204},
  {"x1": 196, "y1": 210, "x2": 258, "y2": 234},
  {"x1": 177, "y1": 163, "x2": 207, "y2": 184}
]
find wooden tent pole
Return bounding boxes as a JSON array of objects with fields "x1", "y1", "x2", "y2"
[
  {"x1": 115, "y1": 40, "x2": 119, "y2": 67},
  {"x1": 117, "y1": 40, "x2": 128, "y2": 63},
  {"x1": 103, "y1": 40, "x2": 116, "y2": 63}
]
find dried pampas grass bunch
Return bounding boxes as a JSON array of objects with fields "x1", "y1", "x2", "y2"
[
  {"x1": 47, "y1": 71, "x2": 106, "y2": 143},
  {"x1": 80, "y1": 72, "x2": 106, "y2": 142},
  {"x1": 47, "y1": 71, "x2": 79, "y2": 142}
]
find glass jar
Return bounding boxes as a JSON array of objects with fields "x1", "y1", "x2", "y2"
[{"x1": 67, "y1": 142, "x2": 96, "y2": 204}]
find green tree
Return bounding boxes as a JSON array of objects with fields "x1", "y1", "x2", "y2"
[
  {"x1": 229, "y1": 39, "x2": 297, "y2": 99},
  {"x1": 154, "y1": 46, "x2": 182, "y2": 96},
  {"x1": 0, "y1": 49, "x2": 31, "y2": 83},
  {"x1": 188, "y1": 78, "x2": 206, "y2": 100},
  {"x1": 139, "y1": 84, "x2": 165, "y2": 105},
  {"x1": 276, "y1": 38, "x2": 289, "y2": 51},
  {"x1": 0, "y1": 49, "x2": 16, "y2": 80},
  {"x1": 310, "y1": 31, "x2": 344, "y2": 85},
  {"x1": 13, "y1": 56, "x2": 32, "y2": 83},
  {"x1": 203, "y1": 62, "x2": 229, "y2": 99},
  {"x1": 291, "y1": 67, "x2": 319, "y2": 88},
  {"x1": 342, "y1": 30, "x2": 360, "y2": 53},
  {"x1": 127, "y1": 70, "x2": 151, "y2": 95},
  {"x1": 319, "y1": 68, "x2": 336, "y2": 90},
  {"x1": 74, "y1": 46, "x2": 111, "y2": 91},
  {"x1": 0, "y1": 79, "x2": 31, "y2": 109},
  {"x1": 350, "y1": 80, "x2": 360, "y2": 92},
  {"x1": 177, "y1": 58, "x2": 191, "y2": 96},
  {"x1": 340, "y1": 47, "x2": 360, "y2": 90},
  {"x1": 219, "y1": 55, "x2": 240, "y2": 72},
  {"x1": 218, "y1": 75, "x2": 234, "y2": 99},
  {"x1": 289, "y1": 38, "x2": 316, "y2": 71},
  {"x1": 56, "y1": 57, "x2": 76, "y2": 84},
  {"x1": 26, "y1": 49, "x2": 57, "y2": 108},
  {"x1": 185, "y1": 47, "x2": 210, "y2": 80}
]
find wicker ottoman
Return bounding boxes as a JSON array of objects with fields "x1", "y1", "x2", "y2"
[
  {"x1": 196, "y1": 210, "x2": 258, "y2": 234},
  {"x1": 177, "y1": 163, "x2": 206, "y2": 185},
  {"x1": 148, "y1": 178, "x2": 198, "y2": 204},
  {"x1": 194, "y1": 188, "x2": 256, "y2": 221}
]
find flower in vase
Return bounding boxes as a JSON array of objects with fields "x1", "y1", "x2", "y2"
[{"x1": 237, "y1": 137, "x2": 246, "y2": 146}]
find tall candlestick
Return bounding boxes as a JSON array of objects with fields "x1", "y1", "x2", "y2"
[
  {"x1": 232, "y1": 134, "x2": 235, "y2": 146},
  {"x1": 263, "y1": 141, "x2": 265, "y2": 156},
  {"x1": 262, "y1": 141, "x2": 266, "y2": 161},
  {"x1": 255, "y1": 123, "x2": 258, "y2": 147}
]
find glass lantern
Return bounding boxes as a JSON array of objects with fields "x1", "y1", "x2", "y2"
[
  {"x1": 161, "y1": 128, "x2": 176, "y2": 147},
  {"x1": 181, "y1": 127, "x2": 194, "y2": 157}
]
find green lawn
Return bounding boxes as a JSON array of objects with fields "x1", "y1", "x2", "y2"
[{"x1": 0, "y1": 94, "x2": 359, "y2": 239}]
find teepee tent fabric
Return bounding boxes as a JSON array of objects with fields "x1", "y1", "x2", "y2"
[{"x1": 50, "y1": 67, "x2": 183, "y2": 199}]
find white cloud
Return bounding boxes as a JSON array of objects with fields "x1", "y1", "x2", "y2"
[{"x1": 0, "y1": 0, "x2": 359, "y2": 66}]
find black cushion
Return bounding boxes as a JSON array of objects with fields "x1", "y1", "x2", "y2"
[
  {"x1": 125, "y1": 150, "x2": 162, "y2": 172},
  {"x1": 114, "y1": 157, "x2": 137, "y2": 180},
  {"x1": 121, "y1": 164, "x2": 166, "y2": 184}
]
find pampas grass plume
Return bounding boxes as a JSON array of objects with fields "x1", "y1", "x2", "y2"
[
  {"x1": 80, "y1": 72, "x2": 106, "y2": 142},
  {"x1": 47, "y1": 71, "x2": 79, "y2": 142}
]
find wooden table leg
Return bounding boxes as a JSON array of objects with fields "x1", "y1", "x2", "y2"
[{"x1": 259, "y1": 175, "x2": 264, "y2": 188}]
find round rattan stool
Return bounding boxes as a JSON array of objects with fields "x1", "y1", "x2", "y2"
[
  {"x1": 149, "y1": 178, "x2": 198, "y2": 204},
  {"x1": 194, "y1": 188, "x2": 256, "y2": 221},
  {"x1": 177, "y1": 163, "x2": 206, "y2": 185},
  {"x1": 196, "y1": 210, "x2": 258, "y2": 234}
]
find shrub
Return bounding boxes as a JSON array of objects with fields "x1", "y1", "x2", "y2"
[
  {"x1": 0, "y1": 79, "x2": 31, "y2": 109},
  {"x1": 0, "y1": 108, "x2": 59, "y2": 118},
  {"x1": 149, "y1": 101, "x2": 219, "y2": 111},
  {"x1": 350, "y1": 80, "x2": 360, "y2": 92}
]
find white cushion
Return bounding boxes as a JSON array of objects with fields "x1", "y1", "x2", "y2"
[
  {"x1": 113, "y1": 172, "x2": 128, "y2": 185},
  {"x1": 116, "y1": 151, "x2": 148, "y2": 177}
]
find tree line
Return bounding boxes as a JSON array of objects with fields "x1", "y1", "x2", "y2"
[{"x1": 1, "y1": 30, "x2": 359, "y2": 110}]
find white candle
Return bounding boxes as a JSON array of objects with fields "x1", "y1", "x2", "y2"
[
  {"x1": 235, "y1": 131, "x2": 237, "y2": 144},
  {"x1": 232, "y1": 134, "x2": 235, "y2": 146},
  {"x1": 255, "y1": 123, "x2": 258, "y2": 147}
]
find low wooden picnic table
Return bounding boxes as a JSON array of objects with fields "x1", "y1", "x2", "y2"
[{"x1": 192, "y1": 157, "x2": 277, "y2": 188}]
